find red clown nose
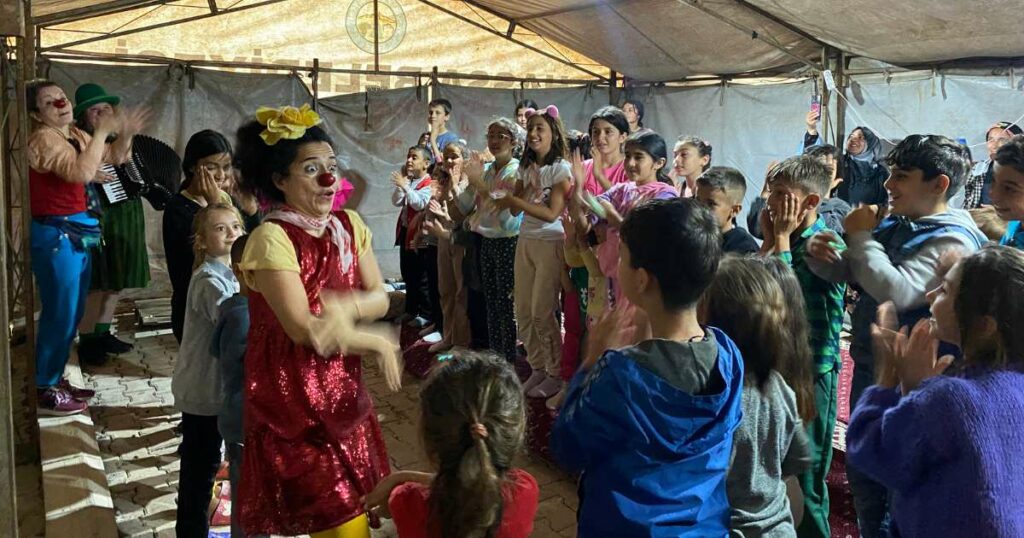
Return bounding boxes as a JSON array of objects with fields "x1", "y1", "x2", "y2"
[
  {"x1": 317, "y1": 173, "x2": 336, "y2": 187},
  {"x1": 52, "y1": 98, "x2": 68, "y2": 109}
]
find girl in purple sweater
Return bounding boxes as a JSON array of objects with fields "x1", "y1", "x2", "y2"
[{"x1": 847, "y1": 245, "x2": 1024, "y2": 538}]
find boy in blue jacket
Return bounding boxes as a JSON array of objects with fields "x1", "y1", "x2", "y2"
[
  {"x1": 210, "y1": 235, "x2": 250, "y2": 538},
  {"x1": 551, "y1": 198, "x2": 744, "y2": 537}
]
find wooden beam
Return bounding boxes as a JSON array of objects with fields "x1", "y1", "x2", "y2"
[
  {"x1": 0, "y1": 37, "x2": 21, "y2": 538},
  {"x1": 41, "y1": 0, "x2": 291, "y2": 51}
]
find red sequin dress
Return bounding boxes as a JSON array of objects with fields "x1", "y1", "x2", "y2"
[{"x1": 239, "y1": 213, "x2": 390, "y2": 535}]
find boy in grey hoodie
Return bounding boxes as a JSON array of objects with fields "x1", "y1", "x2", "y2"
[
  {"x1": 804, "y1": 134, "x2": 986, "y2": 538},
  {"x1": 210, "y1": 235, "x2": 250, "y2": 538}
]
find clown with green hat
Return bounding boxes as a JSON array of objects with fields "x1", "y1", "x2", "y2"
[
  {"x1": 72, "y1": 82, "x2": 149, "y2": 365},
  {"x1": 73, "y1": 83, "x2": 121, "y2": 119}
]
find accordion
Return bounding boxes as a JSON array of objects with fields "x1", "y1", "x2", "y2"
[{"x1": 98, "y1": 135, "x2": 181, "y2": 210}]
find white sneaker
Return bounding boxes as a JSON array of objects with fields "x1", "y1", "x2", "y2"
[
  {"x1": 407, "y1": 316, "x2": 431, "y2": 328},
  {"x1": 521, "y1": 369, "x2": 547, "y2": 393},
  {"x1": 422, "y1": 331, "x2": 443, "y2": 344},
  {"x1": 528, "y1": 376, "x2": 563, "y2": 399}
]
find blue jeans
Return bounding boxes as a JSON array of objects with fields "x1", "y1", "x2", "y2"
[
  {"x1": 30, "y1": 214, "x2": 93, "y2": 388},
  {"x1": 848, "y1": 356, "x2": 891, "y2": 538}
]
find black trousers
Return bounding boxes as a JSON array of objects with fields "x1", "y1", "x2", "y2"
[
  {"x1": 400, "y1": 242, "x2": 442, "y2": 331},
  {"x1": 176, "y1": 413, "x2": 222, "y2": 538},
  {"x1": 468, "y1": 288, "x2": 489, "y2": 349}
]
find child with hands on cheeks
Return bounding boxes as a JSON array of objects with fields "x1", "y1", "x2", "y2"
[
  {"x1": 847, "y1": 246, "x2": 1024, "y2": 538},
  {"x1": 758, "y1": 155, "x2": 847, "y2": 538}
]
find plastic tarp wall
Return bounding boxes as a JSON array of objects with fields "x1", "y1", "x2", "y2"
[
  {"x1": 317, "y1": 87, "x2": 430, "y2": 278},
  {"x1": 434, "y1": 83, "x2": 612, "y2": 143},
  {"x1": 638, "y1": 73, "x2": 1024, "y2": 226},
  {"x1": 47, "y1": 61, "x2": 312, "y2": 297}
]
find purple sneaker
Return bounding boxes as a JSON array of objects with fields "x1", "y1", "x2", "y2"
[
  {"x1": 57, "y1": 379, "x2": 96, "y2": 401},
  {"x1": 37, "y1": 387, "x2": 88, "y2": 416}
]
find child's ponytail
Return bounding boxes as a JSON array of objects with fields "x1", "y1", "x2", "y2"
[{"x1": 421, "y1": 353, "x2": 526, "y2": 538}]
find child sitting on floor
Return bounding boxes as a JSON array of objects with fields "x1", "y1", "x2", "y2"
[
  {"x1": 551, "y1": 198, "x2": 743, "y2": 537},
  {"x1": 695, "y1": 166, "x2": 759, "y2": 254},
  {"x1": 847, "y1": 246, "x2": 1024, "y2": 537},
  {"x1": 364, "y1": 351, "x2": 539, "y2": 538},
  {"x1": 701, "y1": 256, "x2": 812, "y2": 535}
]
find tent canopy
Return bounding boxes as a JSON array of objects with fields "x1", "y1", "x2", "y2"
[
  {"x1": 464, "y1": 0, "x2": 1024, "y2": 79},
  {"x1": 28, "y1": 0, "x2": 1024, "y2": 83}
]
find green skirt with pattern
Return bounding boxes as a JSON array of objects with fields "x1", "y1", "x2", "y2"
[{"x1": 90, "y1": 198, "x2": 151, "y2": 291}]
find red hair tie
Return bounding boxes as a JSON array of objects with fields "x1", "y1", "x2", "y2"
[{"x1": 469, "y1": 422, "x2": 489, "y2": 440}]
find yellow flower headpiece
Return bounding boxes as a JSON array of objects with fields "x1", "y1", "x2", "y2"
[{"x1": 255, "y1": 104, "x2": 322, "y2": 146}]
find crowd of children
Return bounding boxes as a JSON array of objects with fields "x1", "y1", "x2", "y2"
[
  {"x1": 46, "y1": 80, "x2": 1024, "y2": 537},
  {"x1": 378, "y1": 97, "x2": 1024, "y2": 538}
]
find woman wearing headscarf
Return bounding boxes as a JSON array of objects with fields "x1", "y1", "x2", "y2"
[
  {"x1": 963, "y1": 121, "x2": 1024, "y2": 209},
  {"x1": 804, "y1": 116, "x2": 888, "y2": 206}
]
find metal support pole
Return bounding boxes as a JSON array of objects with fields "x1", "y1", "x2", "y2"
[
  {"x1": 609, "y1": 70, "x2": 617, "y2": 105},
  {"x1": 819, "y1": 47, "x2": 831, "y2": 145},
  {"x1": 373, "y1": 0, "x2": 380, "y2": 72},
  {"x1": 311, "y1": 58, "x2": 319, "y2": 112},
  {"x1": 835, "y1": 52, "x2": 848, "y2": 154}
]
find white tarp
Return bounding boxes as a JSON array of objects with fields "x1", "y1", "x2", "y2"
[
  {"x1": 639, "y1": 73, "x2": 1024, "y2": 224},
  {"x1": 434, "y1": 82, "x2": 609, "y2": 142},
  {"x1": 39, "y1": 60, "x2": 1024, "y2": 295},
  {"x1": 318, "y1": 87, "x2": 430, "y2": 278}
]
